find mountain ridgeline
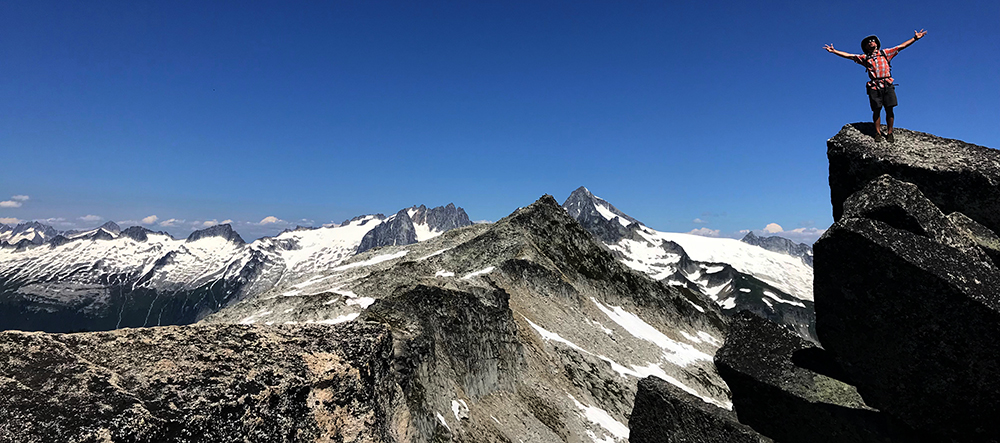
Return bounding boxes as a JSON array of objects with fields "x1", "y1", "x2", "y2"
[{"x1": 0, "y1": 204, "x2": 470, "y2": 333}]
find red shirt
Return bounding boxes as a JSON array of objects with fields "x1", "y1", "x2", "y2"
[{"x1": 854, "y1": 45, "x2": 901, "y2": 90}]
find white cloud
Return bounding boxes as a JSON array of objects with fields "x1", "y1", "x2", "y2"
[
  {"x1": 80, "y1": 215, "x2": 103, "y2": 222},
  {"x1": 687, "y1": 227, "x2": 721, "y2": 237},
  {"x1": 259, "y1": 216, "x2": 283, "y2": 225},
  {"x1": 142, "y1": 215, "x2": 158, "y2": 225},
  {"x1": 763, "y1": 223, "x2": 784, "y2": 233},
  {"x1": 1, "y1": 195, "x2": 30, "y2": 207},
  {"x1": 781, "y1": 227, "x2": 827, "y2": 244},
  {"x1": 0, "y1": 217, "x2": 21, "y2": 224},
  {"x1": 693, "y1": 218, "x2": 709, "y2": 224},
  {"x1": 739, "y1": 229, "x2": 751, "y2": 234},
  {"x1": 159, "y1": 218, "x2": 183, "y2": 227}
]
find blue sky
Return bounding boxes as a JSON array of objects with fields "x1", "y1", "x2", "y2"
[{"x1": 2, "y1": 0, "x2": 997, "y2": 242}]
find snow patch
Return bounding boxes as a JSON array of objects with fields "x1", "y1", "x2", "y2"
[
  {"x1": 591, "y1": 298, "x2": 712, "y2": 366},
  {"x1": 315, "y1": 313, "x2": 359, "y2": 324},
  {"x1": 569, "y1": 394, "x2": 629, "y2": 440},
  {"x1": 333, "y1": 250, "x2": 408, "y2": 271},
  {"x1": 451, "y1": 399, "x2": 469, "y2": 420},
  {"x1": 763, "y1": 290, "x2": 806, "y2": 307},
  {"x1": 461, "y1": 266, "x2": 495, "y2": 280}
]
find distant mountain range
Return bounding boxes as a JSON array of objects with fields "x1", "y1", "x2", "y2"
[
  {"x1": 0, "y1": 204, "x2": 471, "y2": 332},
  {"x1": 1, "y1": 194, "x2": 814, "y2": 340}
]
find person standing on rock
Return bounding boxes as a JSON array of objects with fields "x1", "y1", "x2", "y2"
[{"x1": 824, "y1": 29, "x2": 927, "y2": 143}]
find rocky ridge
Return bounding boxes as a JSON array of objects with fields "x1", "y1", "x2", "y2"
[
  {"x1": 739, "y1": 232, "x2": 813, "y2": 267},
  {"x1": 562, "y1": 187, "x2": 818, "y2": 343}
]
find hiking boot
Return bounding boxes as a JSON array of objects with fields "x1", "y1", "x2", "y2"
[
  {"x1": 873, "y1": 131, "x2": 883, "y2": 143},
  {"x1": 886, "y1": 132, "x2": 895, "y2": 143}
]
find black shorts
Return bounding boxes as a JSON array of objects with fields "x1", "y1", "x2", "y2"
[{"x1": 868, "y1": 84, "x2": 898, "y2": 111}]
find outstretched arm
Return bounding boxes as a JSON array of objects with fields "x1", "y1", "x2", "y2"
[
  {"x1": 897, "y1": 29, "x2": 928, "y2": 50},
  {"x1": 824, "y1": 44, "x2": 856, "y2": 60}
]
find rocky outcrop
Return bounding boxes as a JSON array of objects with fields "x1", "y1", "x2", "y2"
[
  {"x1": 121, "y1": 226, "x2": 156, "y2": 242},
  {"x1": 715, "y1": 311, "x2": 917, "y2": 443},
  {"x1": 828, "y1": 123, "x2": 1000, "y2": 233},
  {"x1": 740, "y1": 232, "x2": 813, "y2": 267},
  {"x1": 562, "y1": 186, "x2": 640, "y2": 243},
  {"x1": 410, "y1": 203, "x2": 471, "y2": 232},
  {"x1": 357, "y1": 209, "x2": 417, "y2": 254},
  {"x1": 357, "y1": 204, "x2": 472, "y2": 254},
  {"x1": 186, "y1": 224, "x2": 245, "y2": 245},
  {"x1": 0, "y1": 322, "x2": 399, "y2": 443},
  {"x1": 815, "y1": 172, "x2": 1000, "y2": 441},
  {"x1": 629, "y1": 375, "x2": 771, "y2": 443}
]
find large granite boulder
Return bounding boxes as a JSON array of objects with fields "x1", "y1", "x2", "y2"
[
  {"x1": 828, "y1": 123, "x2": 1000, "y2": 234},
  {"x1": 629, "y1": 375, "x2": 771, "y2": 443},
  {"x1": 0, "y1": 323, "x2": 398, "y2": 443},
  {"x1": 715, "y1": 311, "x2": 917, "y2": 443},
  {"x1": 817, "y1": 148, "x2": 1000, "y2": 441}
]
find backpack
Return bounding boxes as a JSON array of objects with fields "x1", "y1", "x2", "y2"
[{"x1": 865, "y1": 49, "x2": 893, "y2": 90}]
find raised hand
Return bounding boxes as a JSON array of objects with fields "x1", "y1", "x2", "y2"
[
  {"x1": 914, "y1": 29, "x2": 927, "y2": 40},
  {"x1": 824, "y1": 43, "x2": 835, "y2": 53}
]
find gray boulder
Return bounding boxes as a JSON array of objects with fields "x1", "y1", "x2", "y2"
[
  {"x1": 828, "y1": 123, "x2": 1000, "y2": 234},
  {"x1": 715, "y1": 311, "x2": 917, "y2": 443},
  {"x1": 816, "y1": 167, "x2": 1000, "y2": 441},
  {"x1": 629, "y1": 375, "x2": 771, "y2": 443}
]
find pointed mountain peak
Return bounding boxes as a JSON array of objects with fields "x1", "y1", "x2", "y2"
[
  {"x1": 186, "y1": 224, "x2": 245, "y2": 245},
  {"x1": 561, "y1": 187, "x2": 642, "y2": 243},
  {"x1": 99, "y1": 221, "x2": 121, "y2": 234}
]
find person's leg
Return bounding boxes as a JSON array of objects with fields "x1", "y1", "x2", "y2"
[
  {"x1": 885, "y1": 106, "x2": 895, "y2": 142},
  {"x1": 869, "y1": 88, "x2": 883, "y2": 141},
  {"x1": 885, "y1": 106, "x2": 895, "y2": 133},
  {"x1": 883, "y1": 86, "x2": 898, "y2": 141}
]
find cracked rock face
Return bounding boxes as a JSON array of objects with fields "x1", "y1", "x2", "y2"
[
  {"x1": 715, "y1": 311, "x2": 916, "y2": 443},
  {"x1": 818, "y1": 130, "x2": 1000, "y2": 442},
  {"x1": 0, "y1": 322, "x2": 398, "y2": 443},
  {"x1": 827, "y1": 123, "x2": 1000, "y2": 234}
]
